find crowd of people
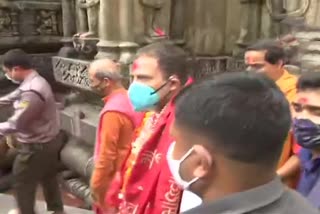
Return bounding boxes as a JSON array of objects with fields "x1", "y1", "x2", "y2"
[{"x1": 0, "y1": 40, "x2": 320, "y2": 214}]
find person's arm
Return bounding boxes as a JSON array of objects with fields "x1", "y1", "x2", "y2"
[
  {"x1": 277, "y1": 133, "x2": 301, "y2": 181},
  {"x1": 0, "y1": 89, "x2": 20, "y2": 107},
  {"x1": 90, "y1": 112, "x2": 130, "y2": 210},
  {"x1": 0, "y1": 91, "x2": 44, "y2": 137},
  {"x1": 277, "y1": 155, "x2": 300, "y2": 180}
]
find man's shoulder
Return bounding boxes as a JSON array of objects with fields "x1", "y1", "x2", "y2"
[
  {"x1": 20, "y1": 73, "x2": 51, "y2": 91},
  {"x1": 184, "y1": 189, "x2": 319, "y2": 214},
  {"x1": 277, "y1": 69, "x2": 297, "y2": 85},
  {"x1": 278, "y1": 188, "x2": 319, "y2": 214}
]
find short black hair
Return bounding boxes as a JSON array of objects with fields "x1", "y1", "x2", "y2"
[
  {"x1": 247, "y1": 40, "x2": 285, "y2": 65},
  {"x1": 175, "y1": 72, "x2": 291, "y2": 165},
  {"x1": 297, "y1": 71, "x2": 320, "y2": 91},
  {"x1": 2, "y1": 49, "x2": 32, "y2": 70},
  {"x1": 137, "y1": 41, "x2": 189, "y2": 84}
]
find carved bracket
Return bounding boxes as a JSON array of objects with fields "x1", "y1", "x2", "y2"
[{"x1": 52, "y1": 57, "x2": 91, "y2": 90}]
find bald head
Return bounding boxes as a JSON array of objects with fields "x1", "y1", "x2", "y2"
[
  {"x1": 88, "y1": 59, "x2": 124, "y2": 95},
  {"x1": 88, "y1": 58, "x2": 122, "y2": 82}
]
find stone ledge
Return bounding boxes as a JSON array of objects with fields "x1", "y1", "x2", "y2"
[{"x1": 59, "y1": 103, "x2": 100, "y2": 146}]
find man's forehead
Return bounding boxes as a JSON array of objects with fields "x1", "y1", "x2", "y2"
[
  {"x1": 296, "y1": 90, "x2": 320, "y2": 105},
  {"x1": 245, "y1": 51, "x2": 266, "y2": 64},
  {"x1": 131, "y1": 56, "x2": 158, "y2": 75}
]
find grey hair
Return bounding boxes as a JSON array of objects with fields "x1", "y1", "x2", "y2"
[{"x1": 95, "y1": 69, "x2": 123, "y2": 81}]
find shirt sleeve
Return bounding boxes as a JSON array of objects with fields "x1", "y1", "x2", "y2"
[
  {"x1": 285, "y1": 87, "x2": 297, "y2": 104},
  {"x1": 90, "y1": 112, "x2": 132, "y2": 207},
  {"x1": 0, "y1": 91, "x2": 44, "y2": 137},
  {"x1": 0, "y1": 89, "x2": 20, "y2": 107}
]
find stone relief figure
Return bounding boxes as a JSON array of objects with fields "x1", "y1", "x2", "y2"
[
  {"x1": 234, "y1": 0, "x2": 309, "y2": 56},
  {"x1": 36, "y1": 10, "x2": 59, "y2": 35},
  {"x1": 0, "y1": 9, "x2": 12, "y2": 34},
  {"x1": 236, "y1": 0, "x2": 283, "y2": 49},
  {"x1": 76, "y1": 0, "x2": 100, "y2": 38},
  {"x1": 139, "y1": 0, "x2": 170, "y2": 42},
  {"x1": 72, "y1": 0, "x2": 100, "y2": 59}
]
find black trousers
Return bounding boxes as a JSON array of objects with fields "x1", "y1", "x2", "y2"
[{"x1": 12, "y1": 134, "x2": 64, "y2": 214}]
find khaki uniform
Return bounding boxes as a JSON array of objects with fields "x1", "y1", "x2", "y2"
[{"x1": 0, "y1": 71, "x2": 63, "y2": 214}]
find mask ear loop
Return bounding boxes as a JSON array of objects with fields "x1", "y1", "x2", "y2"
[
  {"x1": 181, "y1": 147, "x2": 209, "y2": 187},
  {"x1": 150, "y1": 81, "x2": 170, "y2": 95},
  {"x1": 179, "y1": 147, "x2": 200, "y2": 187}
]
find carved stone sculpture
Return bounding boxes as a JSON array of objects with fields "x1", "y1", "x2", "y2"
[
  {"x1": 235, "y1": 0, "x2": 309, "y2": 55},
  {"x1": 139, "y1": 0, "x2": 171, "y2": 42},
  {"x1": 235, "y1": 0, "x2": 283, "y2": 49},
  {"x1": 35, "y1": 10, "x2": 59, "y2": 35},
  {"x1": 0, "y1": 9, "x2": 18, "y2": 36},
  {"x1": 76, "y1": 0, "x2": 100, "y2": 38}
]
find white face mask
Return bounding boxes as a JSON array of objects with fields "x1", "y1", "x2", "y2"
[
  {"x1": 167, "y1": 142, "x2": 200, "y2": 190},
  {"x1": 5, "y1": 73, "x2": 20, "y2": 84}
]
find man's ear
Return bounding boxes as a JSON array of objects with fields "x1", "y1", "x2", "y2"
[
  {"x1": 103, "y1": 77, "x2": 111, "y2": 86},
  {"x1": 168, "y1": 75, "x2": 181, "y2": 92},
  {"x1": 193, "y1": 145, "x2": 213, "y2": 178},
  {"x1": 277, "y1": 59, "x2": 284, "y2": 68}
]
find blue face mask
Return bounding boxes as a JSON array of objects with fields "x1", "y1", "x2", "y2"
[
  {"x1": 128, "y1": 82, "x2": 168, "y2": 112},
  {"x1": 293, "y1": 118, "x2": 320, "y2": 149}
]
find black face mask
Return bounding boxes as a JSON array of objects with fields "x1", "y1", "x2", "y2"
[
  {"x1": 91, "y1": 81, "x2": 107, "y2": 95},
  {"x1": 293, "y1": 118, "x2": 320, "y2": 149}
]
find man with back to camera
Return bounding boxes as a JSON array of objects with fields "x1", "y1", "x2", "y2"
[
  {"x1": 291, "y1": 71, "x2": 320, "y2": 208},
  {"x1": 0, "y1": 49, "x2": 64, "y2": 214},
  {"x1": 245, "y1": 40, "x2": 300, "y2": 187},
  {"x1": 167, "y1": 72, "x2": 318, "y2": 214}
]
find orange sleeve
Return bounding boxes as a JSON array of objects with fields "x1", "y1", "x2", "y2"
[
  {"x1": 285, "y1": 87, "x2": 297, "y2": 104},
  {"x1": 90, "y1": 112, "x2": 131, "y2": 208}
]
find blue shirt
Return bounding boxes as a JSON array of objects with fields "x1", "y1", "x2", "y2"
[{"x1": 297, "y1": 148, "x2": 320, "y2": 208}]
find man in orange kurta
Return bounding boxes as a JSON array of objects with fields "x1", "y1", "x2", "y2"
[
  {"x1": 88, "y1": 59, "x2": 143, "y2": 213},
  {"x1": 245, "y1": 40, "x2": 300, "y2": 186}
]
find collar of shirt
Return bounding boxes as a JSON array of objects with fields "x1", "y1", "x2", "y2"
[
  {"x1": 188, "y1": 177, "x2": 284, "y2": 213},
  {"x1": 102, "y1": 88, "x2": 126, "y2": 103},
  {"x1": 299, "y1": 148, "x2": 320, "y2": 173},
  {"x1": 20, "y1": 71, "x2": 38, "y2": 87}
]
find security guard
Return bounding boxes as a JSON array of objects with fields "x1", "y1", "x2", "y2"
[{"x1": 0, "y1": 49, "x2": 64, "y2": 214}]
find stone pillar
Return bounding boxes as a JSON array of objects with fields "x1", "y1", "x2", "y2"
[
  {"x1": 169, "y1": 0, "x2": 186, "y2": 45},
  {"x1": 95, "y1": 0, "x2": 119, "y2": 60},
  {"x1": 59, "y1": 0, "x2": 77, "y2": 58},
  {"x1": 118, "y1": 0, "x2": 139, "y2": 64}
]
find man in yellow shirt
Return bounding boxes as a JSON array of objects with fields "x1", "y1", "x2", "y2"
[{"x1": 245, "y1": 40, "x2": 300, "y2": 187}]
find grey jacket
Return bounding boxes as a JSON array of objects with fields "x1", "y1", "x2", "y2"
[{"x1": 184, "y1": 178, "x2": 319, "y2": 214}]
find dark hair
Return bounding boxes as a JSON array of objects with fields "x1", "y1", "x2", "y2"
[
  {"x1": 175, "y1": 72, "x2": 291, "y2": 165},
  {"x1": 137, "y1": 41, "x2": 189, "y2": 84},
  {"x1": 3, "y1": 49, "x2": 32, "y2": 70},
  {"x1": 247, "y1": 40, "x2": 285, "y2": 65},
  {"x1": 297, "y1": 71, "x2": 320, "y2": 91}
]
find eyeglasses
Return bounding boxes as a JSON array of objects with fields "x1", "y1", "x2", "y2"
[{"x1": 292, "y1": 102, "x2": 320, "y2": 116}]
